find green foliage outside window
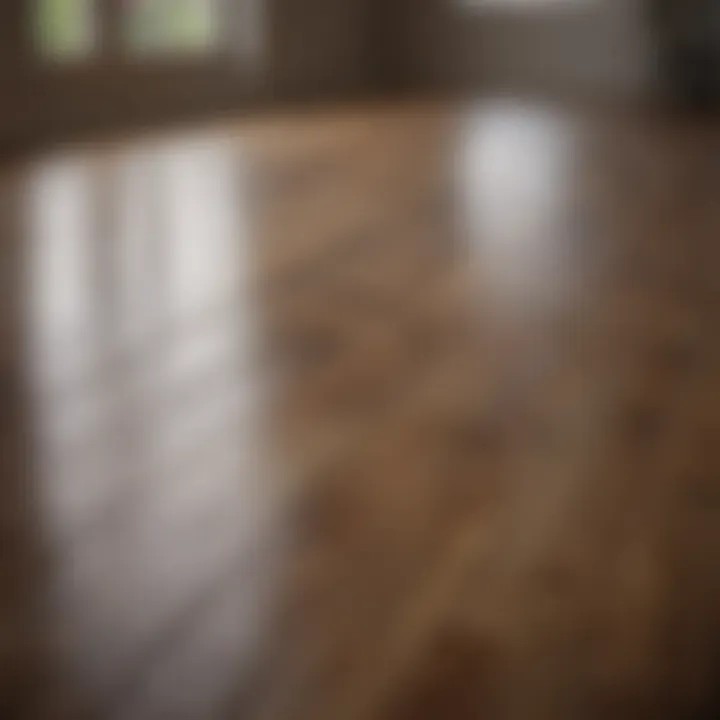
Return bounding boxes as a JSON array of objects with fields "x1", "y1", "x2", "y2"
[
  {"x1": 126, "y1": 0, "x2": 217, "y2": 55},
  {"x1": 37, "y1": 0, "x2": 95, "y2": 59},
  {"x1": 37, "y1": 0, "x2": 217, "y2": 59}
]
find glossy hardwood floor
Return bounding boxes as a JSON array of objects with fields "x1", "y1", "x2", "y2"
[{"x1": 2, "y1": 101, "x2": 720, "y2": 720}]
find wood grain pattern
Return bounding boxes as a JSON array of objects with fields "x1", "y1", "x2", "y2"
[{"x1": 1, "y1": 101, "x2": 720, "y2": 719}]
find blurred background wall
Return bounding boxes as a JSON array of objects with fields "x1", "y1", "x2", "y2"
[
  {"x1": 0, "y1": 0, "x2": 685, "y2": 152},
  {"x1": 372, "y1": 0, "x2": 654, "y2": 98},
  {"x1": 455, "y1": 0, "x2": 654, "y2": 98}
]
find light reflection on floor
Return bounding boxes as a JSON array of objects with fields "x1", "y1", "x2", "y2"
[
  {"x1": 4, "y1": 103, "x2": 720, "y2": 720},
  {"x1": 459, "y1": 102, "x2": 580, "y2": 320},
  {"x1": 24, "y1": 137, "x2": 279, "y2": 715}
]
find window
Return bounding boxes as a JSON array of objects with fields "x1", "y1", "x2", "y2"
[
  {"x1": 36, "y1": 0, "x2": 256, "y2": 62},
  {"x1": 125, "y1": 0, "x2": 220, "y2": 56},
  {"x1": 37, "y1": 0, "x2": 98, "y2": 60}
]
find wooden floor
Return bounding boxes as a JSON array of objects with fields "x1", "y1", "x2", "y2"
[{"x1": 2, "y1": 101, "x2": 720, "y2": 719}]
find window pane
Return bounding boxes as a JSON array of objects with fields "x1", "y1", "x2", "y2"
[
  {"x1": 37, "y1": 0, "x2": 97, "y2": 60},
  {"x1": 126, "y1": 0, "x2": 219, "y2": 55}
]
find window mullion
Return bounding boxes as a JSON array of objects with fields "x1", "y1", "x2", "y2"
[{"x1": 100, "y1": 0, "x2": 123, "y2": 62}]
